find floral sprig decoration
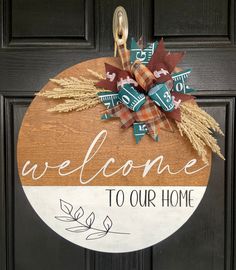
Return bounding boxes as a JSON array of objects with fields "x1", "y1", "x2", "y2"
[
  {"x1": 55, "y1": 199, "x2": 130, "y2": 240},
  {"x1": 96, "y1": 37, "x2": 224, "y2": 163}
]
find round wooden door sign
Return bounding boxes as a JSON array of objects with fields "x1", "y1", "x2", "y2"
[{"x1": 17, "y1": 58, "x2": 211, "y2": 253}]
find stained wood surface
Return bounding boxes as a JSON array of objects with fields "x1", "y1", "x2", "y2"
[{"x1": 17, "y1": 57, "x2": 211, "y2": 186}]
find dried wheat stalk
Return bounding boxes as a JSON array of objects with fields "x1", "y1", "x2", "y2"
[
  {"x1": 87, "y1": 69, "x2": 105, "y2": 80},
  {"x1": 37, "y1": 70, "x2": 106, "y2": 112},
  {"x1": 176, "y1": 102, "x2": 224, "y2": 163},
  {"x1": 47, "y1": 97, "x2": 101, "y2": 113}
]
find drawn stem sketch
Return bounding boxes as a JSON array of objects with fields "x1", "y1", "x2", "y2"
[{"x1": 55, "y1": 199, "x2": 130, "y2": 240}]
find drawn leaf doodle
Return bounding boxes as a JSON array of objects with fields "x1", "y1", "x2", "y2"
[
  {"x1": 103, "y1": 216, "x2": 113, "y2": 231},
  {"x1": 74, "y1": 207, "x2": 84, "y2": 220},
  {"x1": 55, "y1": 200, "x2": 130, "y2": 241},
  {"x1": 55, "y1": 216, "x2": 75, "y2": 222},
  {"x1": 66, "y1": 225, "x2": 89, "y2": 233},
  {"x1": 60, "y1": 199, "x2": 73, "y2": 214},
  {"x1": 86, "y1": 212, "x2": 95, "y2": 227},
  {"x1": 86, "y1": 231, "x2": 107, "y2": 240}
]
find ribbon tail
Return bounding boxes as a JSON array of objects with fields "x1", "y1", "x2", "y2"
[
  {"x1": 106, "y1": 104, "x2": 135, "y2": 128},
  {"x1": 165, "y1": 52, "x2": 185, "y2": 73},
  {"x1": 154, "y1": 113, "x2": 174, "y2": 133},
  {"x1": 96, "y1": 63, "x2": 123, "y2": 91},
  {"x1": 117, "y1": 38, "x2": 131, "y2": 71},
  {"x1": 164, "y1": 109, "x2": 181, "y2": 122},
  {"x1": 133, "y1": 123, "x2": 147, "y2": 144},
  {"x1": 171, "y1": 91, "x2": 195, "y2": 102},
  {"x1": 146, "y1": 121, "x2": 159, "y2": 141},
  {"x1": 147, "y1": 38, "x2": 165, "y2": 72}
]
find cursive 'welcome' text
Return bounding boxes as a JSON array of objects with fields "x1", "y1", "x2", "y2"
[{"x1": 21, "y1": 130, "x2": 208, "y2": 185}]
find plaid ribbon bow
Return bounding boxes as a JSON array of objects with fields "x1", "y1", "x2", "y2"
[
  {"x1": 105, "y1": 97, "x2": 173, "y2": 138},
  {"x1": 97, "y1": 37, "x2": 195, "y2": 143}
]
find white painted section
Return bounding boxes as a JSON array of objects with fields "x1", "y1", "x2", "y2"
[{"x1": 23, "y1": 186, "x2": 207, "y2": 253}]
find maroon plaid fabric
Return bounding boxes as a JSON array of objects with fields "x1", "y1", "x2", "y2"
[
  {"x1": 145, "y1": 120, "x2": 159, "y2": 141},
  {"x1": 106, "y1": 103, "x2": 135, "y2": 128},
  {"x1": 117, "y1": 40, "x2": 131, "y2": 72},
  {"x1": 105, "y1": 97, "x2": 173, "y2": 134},
  {"x1": 134, "y1": 97, "x2": 160, "y2": 122},
  {"x1": 141, "y1": 99, "x2": 173, "y2": 140},
  {"x1": 157, "y1": 113, "x2": 173, "y2": 132},
  {"x1": 146, "y1": 113, "x2": 173, "y2": 137},
  {"x1": 131, "y1": 60, "x2": 157, "y2": 92}
]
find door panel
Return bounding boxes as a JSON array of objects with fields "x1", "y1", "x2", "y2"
[
  {"x1": 154, "y1": 0, "x2": 229, "y2": 36},
  {"x1": 0, "y1": 0, "x2": 236, "y2": 269},
  {"x1": 4, "y1": 0, "x2": 95, "y2": 47}
]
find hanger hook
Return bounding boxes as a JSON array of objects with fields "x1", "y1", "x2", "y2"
[{"x1": 113, "y1": 6, "x2": 128, "y2": 42}]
